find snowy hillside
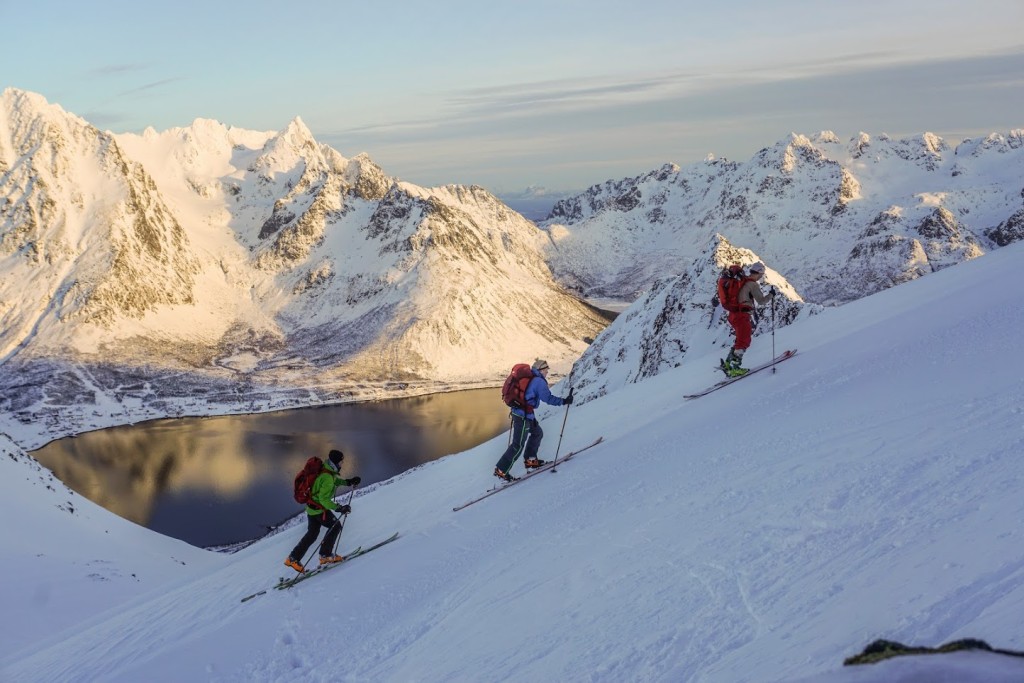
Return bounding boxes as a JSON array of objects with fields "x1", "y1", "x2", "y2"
[
  {"x1": 542, "y1": 131, "x2": 1024, "y2": 304},
  {"x1": 567, "y1": 234, "x2": 818, "y2": 402},
  {"x1": 0, "y1": 432, "x2": 220, "y2": 658},
  {"x1": 4, "y1": 241, "x2": 1024, "y2": 681}
]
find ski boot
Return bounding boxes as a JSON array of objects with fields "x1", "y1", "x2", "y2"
[
  {"x1": 720, "y1": 350, "x2": 748, "y2": 378},
  {"x1": 727, "y1": 362, "x2": 749, "y2": 377},
  {"x1": 494, "y1": 467, "x2": 517, "y2": 482},
  {"x1": 524, "y1": 457, "x2": 548, "y2": 469},
  {"x1": 284, "y1": 556, "x2": 306, "y2": 574},
  {"x1": 319, "y1": 554, "x2": 344, "y2": 566}
]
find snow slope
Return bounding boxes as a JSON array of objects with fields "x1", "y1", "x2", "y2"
[
  {"x1": 3, "y1": 243, "x2": 1024, "y2": 681},
  {"x1": 0, "y1": 433, "x2": 221, "y2": 658}
]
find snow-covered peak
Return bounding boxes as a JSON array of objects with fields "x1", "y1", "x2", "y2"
[
  {"x1": 811, "y1": 130, "x2": 842, "y2": 145},
  {"x1": 248, "y1": 116, "x2": 328, "y2": 177},
  {"x1": 541, "y1": 127, "x2": 1023, "y2": 306},
  {"x1": 850, "y1": 131, "x2": 873, "y2": 157},
  {"x1": 765, "y1": 133, "x2": 832, "y2": 174},
  {"x1": 1, "y1": 87, "x2": 87, "y2": 131},
  {"x1": 345, "y1": 152, "x2": 391, "y2": 199},
  {"x1": 955, "y1": 129, "x2": 1024, "y2": 156},
  {"x1": 280, "y1": 115, "x2": 316, "y2": 149}
]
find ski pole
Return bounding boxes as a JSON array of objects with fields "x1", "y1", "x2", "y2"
[
  {"x1": 550, "y1": 369, "x2": 575, "y2": 474},
  {"x1": 329, "y1": 485, "x2": 358, "y2": 556},
  {"x1": 550, "y1": 400, "x2": 570, "y2": 474},
  {"x1": 771, "y1": 288, "x2": 777, "y2": 373}
]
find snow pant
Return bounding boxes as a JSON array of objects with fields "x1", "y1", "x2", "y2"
[
  {"x1": 495, "y1": 413, "x2": 543, "y2": 473},
  {"x1": 728, "y1": 310, "x2": 753, "y2": 351},
  {"x1": 289, "y1": 510, "x2": 341, "y2": 560}
]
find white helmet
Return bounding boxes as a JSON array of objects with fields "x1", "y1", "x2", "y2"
[{"x1": 748, "y1": 261, "x2": 766, "y2": 275}]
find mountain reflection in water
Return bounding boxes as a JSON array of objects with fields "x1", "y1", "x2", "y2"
[{"x1": 32, "y1": 388, "x2": 511, "y2": 547}]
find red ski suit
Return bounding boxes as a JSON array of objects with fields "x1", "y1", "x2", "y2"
[{"x1": 728, "y1": 278, "x2": 770, "y2": 350}]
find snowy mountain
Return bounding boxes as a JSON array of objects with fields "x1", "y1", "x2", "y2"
[
  {"x1": 0, "y1": 89, "x2": 607, "y2": 447},
  {"x1": 4, "y1": 239, "x2": 1024, "y2": 682},
  {"x1": 541, "y1": 131, "x2": 1024, "y2": 304},
  {"x1": 3, "y1": 88, "x2": 1022, "y2": 451}
]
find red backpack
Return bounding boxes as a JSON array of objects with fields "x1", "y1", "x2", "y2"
[
  {"x1": 293, "y1": 456, "x2": 325, "y2": 508},
  {"x1": 501, "y1": 363, "x2": 535, "y2": 413},
  {"x1": 717, "y1": 264, "x2": 750, "y2": 313}
]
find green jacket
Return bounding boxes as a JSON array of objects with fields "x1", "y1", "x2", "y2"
[{"x1": 306, "y1": 468, "x2": 356, "y2": 515}]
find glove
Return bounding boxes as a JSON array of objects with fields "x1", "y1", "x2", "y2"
[
  {"x1": 337, "y1": 504, "x2": 352, "y2": 515},
  {"x1": 564, "y1": 389, "x2": 574, "y2": 406},
  {"x1": 347, "y1": 476, "x2": 361, "y2": 487},
  {"x1": 768, "y1": 286, "x2": 777, "y2": 298}
]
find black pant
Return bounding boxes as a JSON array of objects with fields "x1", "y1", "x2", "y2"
[
  {"x1": 495, "y1": 413, "x2": 543, "y2": 473},
  {"x1": 289, "y1": 511, "x2": 341, "y2": 560}
]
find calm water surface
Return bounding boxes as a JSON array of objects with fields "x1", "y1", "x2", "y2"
[{"x1": 32, "y1": 388, "x2": 511, "y2": 547}]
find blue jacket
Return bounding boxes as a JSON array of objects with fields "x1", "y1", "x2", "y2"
[{"x1": 510, "y1": 369, "x2": 565, "y2": 420}]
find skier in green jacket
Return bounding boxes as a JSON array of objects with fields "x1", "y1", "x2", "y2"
[{"x1": 284, "y1": 449, "x2": 361, "y2": 573}]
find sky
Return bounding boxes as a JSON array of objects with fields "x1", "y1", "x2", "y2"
[
  {"x1": 4, "y1": 239, "x2": 1024, "y2": 679},
  {"x1": 3, "y1": 1, "x2": 1024, "y2": 192}
]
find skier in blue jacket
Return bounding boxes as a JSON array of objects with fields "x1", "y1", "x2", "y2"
[{"x1": 493, "y1": 359, "x2": 573, "y2": 481}]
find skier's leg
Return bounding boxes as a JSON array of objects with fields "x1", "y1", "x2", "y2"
[
  {"x1": 319, "y1": 512, "x2": 341, "y2": 556},
  {"x1": 495, "y1": 414, "x2": 529, "y2": 473},
  {"x1": 524, "y1": 419, "x2": 544, "y2": 464},
  {"x1": 733, "y1": 313, "x2": 752, "y2": 359},
  {"x1": 289, "y1": 514, "x2": 320, "y2": 561}
]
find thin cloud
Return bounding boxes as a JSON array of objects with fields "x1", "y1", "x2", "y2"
[
  {"x1": 87, "y1": 64, "x2": 148, "y2": 78},
  {"x1": 353, "y1": 48, "x2": 1024, "y2": 141},
  {"x1": 449, "y1": 72, "x2": 698, "y2": 111},
  {"x1": 330, "y1": 72, "x2": 701, "y2": 138},
  {"x1": 118, "y1": 78, "x2": 185, "y2": 98}
]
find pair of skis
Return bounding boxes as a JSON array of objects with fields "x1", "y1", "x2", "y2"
[
  {"x1": 452, "y1": 436, "x2": 604, "y2": 512},
  {"x1": 240, "y1": 531, "x2": 400, "y2": 602},
  {"x1": 684, "y1": 349, "x2": 797, "y2": 400}
]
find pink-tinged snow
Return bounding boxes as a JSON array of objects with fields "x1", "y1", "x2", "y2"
[{"x1": 3, "y1": 242, "x2": 1024, "y2": 681}]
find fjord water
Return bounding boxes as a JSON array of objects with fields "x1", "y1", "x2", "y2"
[{"x1": 32, "y1": 389, "x2": 511, "y2": 547}]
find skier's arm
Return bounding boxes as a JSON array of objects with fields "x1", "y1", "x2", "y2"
[
  {"x1": 744, "y1": 281, "x2": 770, "y2": 306},
  {"x1": 311, "y1": 474, "x2": 341, "y2": 511},
  {"x1": 530, "y1": 377, "x2": 565, "y2": 408}
]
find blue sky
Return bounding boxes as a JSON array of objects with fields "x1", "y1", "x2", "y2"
[{"x1": 3, "y1": 0, "x2": 1023, "y2": 192}]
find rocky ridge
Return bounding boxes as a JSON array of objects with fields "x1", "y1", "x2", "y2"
[{"x1": 542, "y1": 131, "x2": 1021, "y2": 305}]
